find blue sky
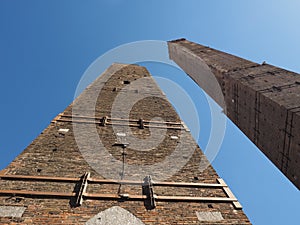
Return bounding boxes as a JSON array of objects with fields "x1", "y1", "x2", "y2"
[{"x1": 0, "y1": 1, "x2": 299, "y2": 224}]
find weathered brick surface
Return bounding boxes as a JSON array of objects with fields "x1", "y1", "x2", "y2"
[
  {"x1": 168, "y1": 39, "x2": 300, "y2": 190},
  {"x1": 0, "y1": 63, "x2": 251, "y2": 224}
]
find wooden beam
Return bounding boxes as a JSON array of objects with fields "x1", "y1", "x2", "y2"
[
  {"x1": 105, "y1": 117, "x2": 182, "y2": 125},
  {"x1": 217, "y1": 178, "x2": 243, "y2": 209},
  {"x1": 0, "y1": 189, "x2": 239, "y2": 206},
  {"x1": 88, "y1": 178, "x2": 142, "y2": 185},
  {"x1": 56, "y1": 118, "x2": 184, "y2": 130},
  {"x1": 51, "y1": 113, "x2": 63, "y2": 123},
  {"x1": 1, "y1": 175, "x2": 226, "y2": 189},
  {"x1": 0, "y1": 174, "x2": 80, "y2": 182},
  {"x1": 106, "y1": 122, "x2": 140, "y2": 127},
  {"x1": 56, "y1": 119, "x2": 96, "y2": 124},
  {"x1": 0, "y1": 189, "x2": 75, "y2": 198},
  {"x1": 144, "y1": 124, "x2": 183, "y2": 130},
  {"x1": 0, "y1": 169, "x2": 7, "y2": 176},
  {"x1": 60, "y1": 114, "x2": 182, "y2": 125},
  {"x1": 181, "y1": 121, "x2": 191, "y2": 132},
  {"x1": 152, "y1": 181, "x2": 225, "y2": 188},
  {"x1": 0, "y1": 190, "x2": 237, "y2": 203},
  {"x1": 155, "y1": 195, "x2": 237, "y2": 202},
  {"x1": 88, "y1": 178, "x2": 225, "y2": 188},
  {"x1": 85, "y1": 193, "x2": 147, "y2": 200},
  {"x1": 61, "y1": 114, "x2": 99, "y2": 120},
  {"x1": 85, "y1": 193, "x2": 237, "y2": 203}
]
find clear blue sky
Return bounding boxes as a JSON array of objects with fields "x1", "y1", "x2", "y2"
[{"x1": 0, "y1": 1, "x2": 299, "y2": 224}]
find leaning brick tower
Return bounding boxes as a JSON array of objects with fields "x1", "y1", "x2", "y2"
[
  {"x1": 168, "y1": 39, "x2": 300, "y2": 190},
  {"x1": 0, "y1": 63, "x2": 251, "y2": 224}
]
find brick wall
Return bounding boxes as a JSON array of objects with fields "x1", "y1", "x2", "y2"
[
  {"x1": 0, "y1": 63, "x2": 251, "y2": 224},
  {"x1": 168, "y1": 39, "x2": 300, "y2": 190}
]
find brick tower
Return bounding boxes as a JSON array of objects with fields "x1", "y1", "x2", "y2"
[
  {"x1": 168, "y1": 39, "x2": 300, "y2": 190},
  {"x1": 0, "y1": 63, "x2": 251, "y2": 224}
]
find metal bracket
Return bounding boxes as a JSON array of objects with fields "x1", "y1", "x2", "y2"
[
  {"x1": 75, "y1": 172, "x2": 90, "y2": 206},
  {"x1": 138, "y1": 118, "x2": 145, "y2": 129},
  {"x1": 143, "y1": 175, "x2": 156, "y2": 210},
  {"x1": 100, "y1": 116, "x2": 107, "y2": 126}
]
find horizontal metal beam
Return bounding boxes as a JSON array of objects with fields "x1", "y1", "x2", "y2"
[
  {"x1": 0, "y1": 174, "x2": 80, "y2": 182},
  {"x1": 1, "y1": 175, "x2": 226, "y2": 188},
  {"x1": 0, "y1": 189, "x2": 75, "y2": 198},
  {"x1": 153, "y1": 181, "x2": 225, "y2": 188},
  {"x1": 0, "y1": 190, "x2": 237, "y2": 204},
  {"x1": 85, "y1": 193, "x2": 147, "y2": 200},
  {"x1": 57, "y1": 114, "x2": 182, "y2": 125},
  {"x1": 155, "y1": 195, "x2": 237, "y2": 202},
  {"x1": 56, "y1": 119, "x2": 184, "y2": 130}
]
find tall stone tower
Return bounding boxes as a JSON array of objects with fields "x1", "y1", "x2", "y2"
[
  {"x1": 0, "y1": 63, "x2": 251, "y2": 224},
  {"x1": 168, "y1": 38, "x2": 300, "y2": 190}
]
